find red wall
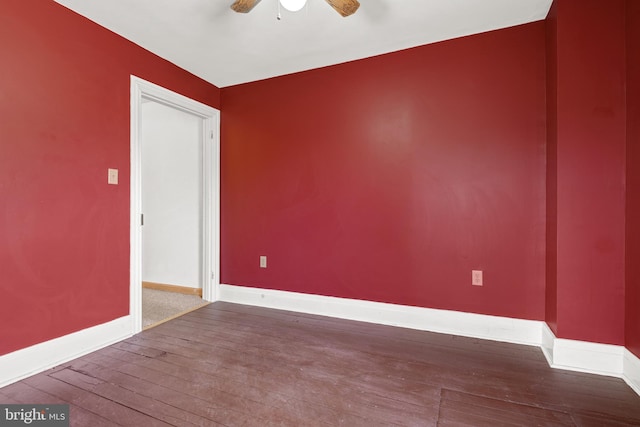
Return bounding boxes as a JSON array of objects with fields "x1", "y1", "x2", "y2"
[
  {"x1": 549, "y1": 0, "x2": 627, "y2": 345},
  {"x1": 626, "y1": 0, "x2": 640, "y2": 358},
  {"x1": 221, "y1": 23, "x2": 547, "y2": 320},
  {"x1": 2, "y1": 0, "x2": 636, "y2": 357},
  {"x1": 545, "y1": 2, "x2": 558, "y2": 335},
  {"x1": 0, "y1": 0, "x2": 220, "y2": 355}
]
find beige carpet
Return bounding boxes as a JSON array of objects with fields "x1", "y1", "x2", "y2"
[{"x1": 142, "y1": 288, "x2": 209, "y2": 329}]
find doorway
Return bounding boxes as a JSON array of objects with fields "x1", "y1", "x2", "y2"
[{"x1": 130, "y1": 76, "x2": 220, "y2": 334}]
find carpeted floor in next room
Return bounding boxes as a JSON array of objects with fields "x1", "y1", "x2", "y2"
[{"x1": 142, "y1": 288, "x2": 209, "y2": 329}]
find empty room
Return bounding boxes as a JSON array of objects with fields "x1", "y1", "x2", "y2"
[{"x1": 2, "y1": 0, "x2": 640, "y2": 425}]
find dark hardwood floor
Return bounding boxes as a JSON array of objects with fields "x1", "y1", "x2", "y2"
[{"x1": 2, "y1": 302, "x2": 639, "y2": 426}]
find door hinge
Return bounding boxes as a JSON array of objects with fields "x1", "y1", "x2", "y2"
[
  {"x1": 141, "y1": 213, "x2": 144, "y2": 226},
  {"x1": 210, "y1": 130, "x2": 214, "y2": 139}
]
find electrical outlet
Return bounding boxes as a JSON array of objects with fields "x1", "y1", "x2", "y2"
[
  {"x1": 260, "y1": 256, "x2": 267, "y2": 268},
  {"x1": 472, "y1": 270, "x2": 483, "y2": 286}
]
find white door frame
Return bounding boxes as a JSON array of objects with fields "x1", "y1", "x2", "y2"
[{"x1": 130, "y1": 75, "x2": 220, "y2": 334}]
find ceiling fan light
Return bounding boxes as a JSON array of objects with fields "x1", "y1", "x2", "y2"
[{"x1": 279, "y1": 0, "x2": 307, "y2": 12}]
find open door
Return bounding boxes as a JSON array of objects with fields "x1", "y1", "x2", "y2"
[{"x1": 130, "y1": 76, "x2": 220, "y2": 334}]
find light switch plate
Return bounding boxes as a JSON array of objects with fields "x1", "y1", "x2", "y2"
[{"x1": 108, "y1": 168, "x2": 119, "y2": 185}]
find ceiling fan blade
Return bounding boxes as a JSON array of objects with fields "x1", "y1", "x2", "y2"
[
  {"x1": 231, "y1": 0, "x2": 262, "y2": 13},
  {"x1": 325, "y1": 0, "x2": 360, "y2": 17}
]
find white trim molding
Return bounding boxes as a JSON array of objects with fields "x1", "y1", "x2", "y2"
[
  {"x1": 219, "y1": 284, "x2": 543, "y2": 346},
  {"x1": 220, "y1": 284, "x2": 640, "y2": 396},
  {"x1": 624, "y1": 349, "x2": 640, "y2": 396},
  {"x1": 541, "y1": 322, "x2": 555, "y2": 366},
  {"x1": 543, "y1": 323, "x2": 624, "y2": 378},
  {"x1": 0, "y1": 316, "x2": 132, "y2": 388},
  {"x1": 1, "y1": 285, "x2": 639, "y2": 397},
  {"x1": 552, "y1": 338, "x2": 624, "y2": 377},
  {"x1": 130, "y1": 75, "x2": 221, "y2": 335}
]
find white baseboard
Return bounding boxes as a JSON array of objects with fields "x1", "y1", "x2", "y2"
[
  {"x1": 220, "y1": 284, "x2": 640, "y2": 396},
  {"x1": 0, "y1": 316, "x2": 133, "y2": 388},
  {"x1": 3, "y1": 286, "x2": 638, "y2": 398},
  {"x1": 219, "y1": 284, "x2": 542, "y2": 346},
  {"x1": 541, "y1": 322, "x2": 555, "y2": 366},
  {"x1": 552, "y1": 338, "x2": 624, "y2": 377},
  {"x1": 624, "y1": 349, "x2": 640, "y2": 395},
  {"x1": 542, "y1": 323, "x2": 624, "y2": 378}
]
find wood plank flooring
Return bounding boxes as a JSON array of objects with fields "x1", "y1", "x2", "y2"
[{"x1": 2, "y1": 302, "x2": 640, "y2": 426}]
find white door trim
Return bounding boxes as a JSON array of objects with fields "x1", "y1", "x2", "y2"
[{"x1": 130, "y1": 75, "x2": 220, "y2": 334}]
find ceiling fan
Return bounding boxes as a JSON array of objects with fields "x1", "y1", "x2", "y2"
[{"x1": 231, "y1": 0, "x2": 360, "y2": 17}]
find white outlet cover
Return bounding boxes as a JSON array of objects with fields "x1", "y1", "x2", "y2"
[
  {"x1": 472, "y1": 270, "x2": 483, "y2": 286},
  {"x1": 260, "y1": 256, "x2": 267, "y2": 268}
]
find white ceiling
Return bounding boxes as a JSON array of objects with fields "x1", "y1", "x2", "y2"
[{"x1": 53, "y1": 0, "x2": 552, "y2": 88}]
